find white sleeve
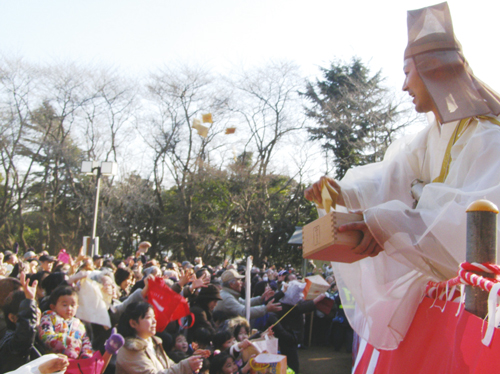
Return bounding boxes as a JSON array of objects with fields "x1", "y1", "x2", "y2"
[
  {"x1": 333, "y1": 117, "x2": 500, "y2": 350},
  {"x1": 5, "y1": 354, "x2": 63, "y2": 374}
]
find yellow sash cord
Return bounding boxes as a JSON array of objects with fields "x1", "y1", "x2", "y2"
[{"x1": 433, "y1": 116, "x2": 500, "y2": 183}]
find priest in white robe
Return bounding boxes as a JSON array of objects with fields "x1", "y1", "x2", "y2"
[{"x1": 305, "y1": 2, "x2": 500, "y2": 349}]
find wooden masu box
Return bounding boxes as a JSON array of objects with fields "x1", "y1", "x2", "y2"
[{"x1": 302, "y1": 211, "x2": 368, "y2": 263}]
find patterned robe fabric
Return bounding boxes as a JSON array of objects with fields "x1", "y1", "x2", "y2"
[{"x1": 38, "y1": 310, "x2": 93, "y2": 359}]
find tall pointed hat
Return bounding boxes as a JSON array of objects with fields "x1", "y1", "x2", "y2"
[{"x1": 405, "y1": 2, "x2": 500, "y2": 123}]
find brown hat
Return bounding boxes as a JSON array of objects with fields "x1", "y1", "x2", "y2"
[
  {"x1": 197, "y1": 284, "x2": 222, "y2": 300},
  {"x1": 404, "y1": 2, "x2": 461, "y2": 59},
  {"x1": 221, "y1": 269, "x2": 244, "y2": 283},
  {"x1": 404, "y1": 2, "x2": 500, "y2": 123}
]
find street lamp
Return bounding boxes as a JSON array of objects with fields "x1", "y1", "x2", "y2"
[{"x1": 81, "y1": 161, "x2": 118, "y2": 256}]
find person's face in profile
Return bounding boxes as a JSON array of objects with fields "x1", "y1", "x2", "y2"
[{"x1": 403, "y1": 58, "x2": 435, "y2": 115}]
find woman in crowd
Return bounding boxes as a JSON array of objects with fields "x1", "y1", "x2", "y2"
[
  {"x1": 116, "y1": 301, "x2": 203, "y2": 374},
  {"x1": 187, "y1": 284, "x2": 221, "y2": 343},
  {"x1": 114, "y1": 267, "x2": 134, "y2": 301}
]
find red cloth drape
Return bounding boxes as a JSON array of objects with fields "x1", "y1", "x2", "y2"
[{"x1": 354, "y1": 297, "x2": 500, "y2": 373}]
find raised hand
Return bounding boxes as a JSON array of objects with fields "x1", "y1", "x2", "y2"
[
  {"x1": 265, "y1": 300, "x2": 282, "y2": 313},
  {"x1": 141, "y1": 274, "x2": 155, "y2": 298},
  {"x1": 178, "y1": 268, "x2": 193, "y2": 287},
  {"x1": 262, "y1": 287, "x2": 275, "y2": 301},
  {"x1": 191, "y1": 272, "x2": 210, "y2": 290},
  {"x1": 193, "y1": 349, "x2": 211, "y2": 358},
  {"x1": 263, "y1": 327, "x2": 274, "y2": 338},
  {"x1": 187, "y1": 355, "x2": 203, "y2": 373},
  {"x1": 238, "y1": 339, "x2": 253, "y2": 350},
  {"x1": 20, "y1": 271, "x2": 37, "y2": 300}
]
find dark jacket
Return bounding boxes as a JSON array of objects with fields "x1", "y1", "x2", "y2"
[
  {"x1": 0, "y1": 299, "x2": 43, "y2": 374},
  {"x1": 265, "y1": 299, "x2": 316, "y2": 373},
  {"x1": 268, "y1": 300, "x2": 315, "y2": 346}
]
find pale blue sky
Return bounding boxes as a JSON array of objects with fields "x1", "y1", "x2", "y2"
[
  {"x1": 1, "y1": 0, "x2": 498, "y2": 91},
  {"x1": 1, "y1": 0, "x2": 499, "y2": 181}
]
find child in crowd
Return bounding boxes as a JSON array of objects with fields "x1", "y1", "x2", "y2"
[
  {"x1": 233, "y1": 321, "x2": 250, "y2": 343},
  {"x1": 213, "y1": 327, "x2": 253, "y2": 374},
  {"x1": 229, "y1": 322, "x2": 251, "y2": 371},
  {"x1": 213, "y1": 330, "x2": 235, "y2": 352},
  {"x1": 0, "y1": 273, "x2": 42, "y2": 373},
  {"x1": 193, "y1": 327, "x2": 213, "y2": 350},
  {"x1": 209, "y1": 352, "x2": 239, "y2": 374},
  {"x1": 38, "y1": 285, "x2": 93, "y2": 359},
  {"x1": 167, "y1": 333, "x2": 190, "y2": 363},
  {"x1": 229, "y1": 325, "x2": 254, "y2": 374}
]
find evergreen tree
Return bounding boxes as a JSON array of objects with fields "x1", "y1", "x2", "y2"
[{"x1": 303, "y1": 58, "x2": 404, "y2": 179}]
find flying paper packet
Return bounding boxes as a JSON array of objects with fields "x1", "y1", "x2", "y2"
[
  {"x1": 202, "y1": 113, "x2": 213, "y2": 123},
  {"x1": 192, "y1": 118, "x2": 209, "y2": 138}
]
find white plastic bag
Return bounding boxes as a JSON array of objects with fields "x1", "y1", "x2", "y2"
[{"x1": 75, "y1": 278, "x2": 111, "y2": 328}]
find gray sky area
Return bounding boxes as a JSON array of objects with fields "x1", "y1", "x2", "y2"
[{"x1": 1, "y1": 0, "x2": 498, "y2": 182}]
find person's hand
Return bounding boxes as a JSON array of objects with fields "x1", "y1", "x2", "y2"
[
  {"x1": 265, "y1": 300, "x2": 282, "y2": 313},
  {"x1": 38, "y1": 354, "x2": 69, "y2": 374},
  {"x1": 191, "y1": 272, "x2": 210, "y2": 290},
  {"x1": 241, "y1": 355, "x2": 256, "y2": 374},
  {"x1": 20, "y1": 271, "x2": 37, "y2": 300},
  {"x1": 105, "y1": 327, "x2": 125, "y2": 354},
  {"x1": 238, "y1": 339, "x2": 253, "y2": 350},
  {"x1": 0, "y1": 252, "x2": 4, "y2": 263},
  {"x1": 141, "y1": 274, "x2": 154, "y2": 298},
  {"x1": 338, "y1": 218, "x2": 384, "y2": 257},
  {"x1": 263, "y1": 327, "x2": 274, "y2": 338},
  {"x1": 178, "y1": 268, "x2": 193, "y2": 287},
  {"x1": 304, "y1": 176, "x2": 345, "y2": 206},
  {"x1": 187, "y1": 355, "x2": 203, "y2": 373},
  {"x1": 193, "y1": 349, "x2": 211, "y2": 358},
  {"x1": 262, "y1": 287, "x2": 275, "y2": 301},
  {"x1": 67, "y1": 270, "x2": 88, "y2": 285}
]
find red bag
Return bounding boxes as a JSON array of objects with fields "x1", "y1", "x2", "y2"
[
  {"x1": 316, "y1": 297, "x2": 334, "y2": 315},
  {"x1": 146, "y1": 277, "x2": 193, "y2": 332},
  {"x1": 66, "y1": 351, "x2": 105, "y2": 374},
  {"x1": 354, "y1": 297, "x2": 500, "y2": 374}
]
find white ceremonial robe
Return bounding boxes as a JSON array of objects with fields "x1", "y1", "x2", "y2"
[{"x1": 333, "y1": 113, "x2": 500, "y2": 349}]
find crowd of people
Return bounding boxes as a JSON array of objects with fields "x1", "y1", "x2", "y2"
[{"x1": 0, "y1": 242, "x2": 342, "y2": 374}]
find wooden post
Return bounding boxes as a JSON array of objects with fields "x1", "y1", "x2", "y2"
[{"x1": 465, "y1": 199, "x2": 498, "y2": 318}]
